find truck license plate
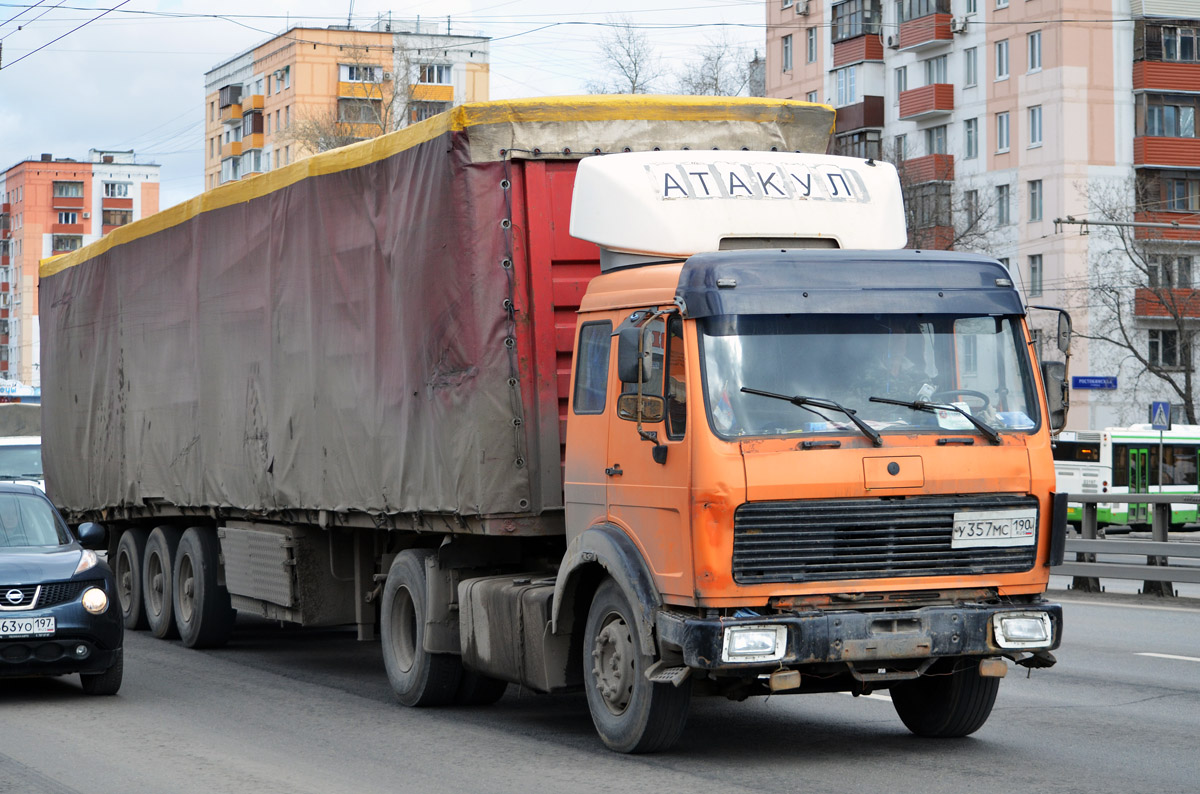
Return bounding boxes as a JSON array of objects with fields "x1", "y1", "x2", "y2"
[
  {"x1": 951, "y1": 509, "x2": 1037, "y2": 548},
  {"x1": 0, "y1": 616, "x2": 55, "y2": 637}
]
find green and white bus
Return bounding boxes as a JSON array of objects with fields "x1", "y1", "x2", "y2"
[{"x1": 1053, "y1": 425, "x2": 1200, "y2": 526}]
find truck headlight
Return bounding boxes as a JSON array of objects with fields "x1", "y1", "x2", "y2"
[
  {"x1": 993, "y1": 611, "x2": 1053, "y2": 649},
  {"x1": 721, "y1": 625, "x2": 787, "y2": 663}
]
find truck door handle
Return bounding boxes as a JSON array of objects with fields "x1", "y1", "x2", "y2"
[{"x1": 605, "y1": 465, "x2": 623, "y2": 477}]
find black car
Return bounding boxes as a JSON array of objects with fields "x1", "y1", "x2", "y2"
[{"x1": 0, "y1": 484, "x2": 123, "y2": 694}]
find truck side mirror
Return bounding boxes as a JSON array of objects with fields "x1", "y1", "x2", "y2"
[
  {"x1": 1056, "y1": 311, "x2": 1072, "y2": 354},
  {"x1": 617, "y1": 326, "x2": 647, "y2": 384},
  {"x1": 1041, "y1": 361, "x2": 1068, "y2": 431}
]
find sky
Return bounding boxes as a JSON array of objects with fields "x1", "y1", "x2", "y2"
[{"x1": 0, "y1": 1, "x2": 768, "y2": 208}]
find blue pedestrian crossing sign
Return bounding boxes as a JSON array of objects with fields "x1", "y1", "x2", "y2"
[{"x1": 1150, "y1": 401, "x2": 1172, "y2": 431}]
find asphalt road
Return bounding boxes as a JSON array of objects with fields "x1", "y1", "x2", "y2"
[{"x1": 2, "y1": 592, "x2": 1198, "y2": 794}]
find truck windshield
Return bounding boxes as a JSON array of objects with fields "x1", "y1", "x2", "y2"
[
  {"x1": 699, "y1": 313, "x2": 1040, "y2": 440},
  {"x1": 0, "y1": 444, "x2": 43, "y2": 480}
]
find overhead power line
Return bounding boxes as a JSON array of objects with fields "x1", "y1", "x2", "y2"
[{"x1": 0, "y1": 0, "x2": 127, "y2": 70}]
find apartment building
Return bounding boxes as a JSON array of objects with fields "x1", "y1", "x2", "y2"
[
  {"x1": 766, "y1": 0, "x2": 1200, "y2": 429},
  {"x1": 0, "y1": 150, "x2": 160, "y2": 386},
  {"x1": 204, "y1": 19, "x2": 490, "y2": 189}
]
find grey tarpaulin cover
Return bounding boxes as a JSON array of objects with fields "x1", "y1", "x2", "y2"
[{"x1": 39, "y1": 96, "x2": 834, "y2": 522}]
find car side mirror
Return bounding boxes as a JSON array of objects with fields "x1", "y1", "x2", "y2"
[
  {"x1": 76, "y1": 522, "x2": 107, "y2": 549},
  {"x1": 1041, "y1": 361, "x2": 1068, "y2": 431}
]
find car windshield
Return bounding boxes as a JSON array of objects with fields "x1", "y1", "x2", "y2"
[
  {"x1": 0, "y1": 492, "x2": 71, "y2": 547},
  {"x1": 0, "y1": 444, "x2": 43, "y2": 480},
  {"x1": 699, "y1": 313, "x2": 1040, "y2": 440}
]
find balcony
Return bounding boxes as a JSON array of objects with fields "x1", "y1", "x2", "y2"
[
  {"x1": 221, "y1": 103, "x2": 243, "y2": 123},
  {"x1": 898, "y1": 14, "x2": 952, "y2": 51},
  {"x1": 1132, "y1": 211, "x2": 1200, "y2": 242},
  {"x1": 241, "y1": 93, "x2": 264, "y2": 112},
  {"x1": 1134, "y1": 61, "x2": 1200, "y2": 93},
  {"x1": 52, "y1": 196, "x2": 84, "y2": 210},
  {"x1": 339, "y1": 81, "x2": 388, "y2": 99},
  {"x1": 898, "y1": 153, "x2": 955, "y2": 183},
  {"x1": 0, "y1": 203, "x2": 8, "y2": 214},
  {"x1": 411, "y1": 84, "x2": 454, "y2": 102},
  {"x1": 221, "y1": 141, "x2": 243, "y2": 159},
  {"x1": 899, "y1": 84, "x2": 954, "y2": 120},
  {"x1": 1135, "y1": 288, "x2": 1200, "y2": 318},
  {"x1": 241, "y1": 133, "x2": 264, "y2": 151},
  {"x1": 833, "y1": 35, "x2": 885, "y2": 67},
  {"x1": 102, "y1": 197, "x2": 133, "y2": 210},
  {"x1": 1134, "y1": 137, "x2": 1200, "y2": 168},
  {"x1": 835, "y1": 96, "x2": 885, "y2": 133}
]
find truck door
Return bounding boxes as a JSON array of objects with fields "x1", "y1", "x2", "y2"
[{"x1": 605, "y1": 313, "x2": 693, "y2": 600}]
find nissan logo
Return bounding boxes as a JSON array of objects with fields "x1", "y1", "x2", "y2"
[{"x1": 5, "y1": 589, "x2": 23, "y2": 605}]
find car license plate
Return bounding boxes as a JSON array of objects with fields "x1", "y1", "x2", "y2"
[
  {"x1": 951, "y1": 509, "x2": 1037, "y2": 548},
  {"x1": 0, "y1": 616, "x2": 56, "y2": 637}
]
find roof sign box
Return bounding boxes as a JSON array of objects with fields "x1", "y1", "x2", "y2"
[{"x1": 569, "y1": 151, "x2": 907, "y2": 262}]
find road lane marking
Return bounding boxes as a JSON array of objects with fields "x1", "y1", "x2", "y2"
[{"x1": 1136, "y1": 652, "x2": 1200, "y2": 663}]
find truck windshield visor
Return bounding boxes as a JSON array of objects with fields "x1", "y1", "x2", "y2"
[{"x1": 699, "y1": 313, "x2": 1040, "y2": 440}]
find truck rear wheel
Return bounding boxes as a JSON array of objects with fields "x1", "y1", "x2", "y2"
[
  {"x1": 890, "y1": 658, "x2": 1000, "y2": 738},
  {"x1": 143, "y1": 526, "x2": 183, "y2": 639},
  {"x1": 583, "y1": 579, "x2": 690, "y2": 753},
  {"x1": 380, "y1": 549, "x2": 462, "y2": 707},
  {"x1": 114, "y1": 528, "x2": 149, "y2": 630},
  {"x1": 173, "y1": 528, "x2": 236, "y2": 649}
]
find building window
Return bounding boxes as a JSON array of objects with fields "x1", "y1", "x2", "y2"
[
  {"x1": 964, "y1": 47, "x2": 977, "y2": 87},
  {"x1": 924, "y1": 124, "x2": 947, "y2": 155},
  {"x1": 964, "y1": 118, "x2": 978, "y2": 158},
  {"x1": 57, "y1": 211, "x2": 78, "y2": 224},
  {"x1": 418, "y1": 64, "x2": 451, "y2": 84},
  {"x1": 51, "y1": 235, "x2": 82, "y2": 252},
  {"x1": 910, "y1": 182, "x2": 952, "y2": 228},
  {"x1": 341, "y1": 64, "x2": 383, "y2": 83},
  {"x1": 895, "y1": 133, "x2": 907, "y2": 161},
  {"x1": 961, "y1": 334, "x2": 978, "y2": 376},
  {"x1": 897, "y1": 0, "x2": 950, "y2": 23},
  {"x1": 965, "y1": 189, "x2": 979, "y2": 222},
  {"x1": 102, "y1": 209, "x2": 132, "y2": 227},
  {"x1": 807, "y1": 27, "x2": 817, "y2": 63},
  {"x1": 1029, "y1": 105, "x2": 1043, "y2": 147},
  {"x1": 894, "y1": 65, "x2": 907, "y2": 103},
  {"x1": 1028, "y1": 254, "x2": 1043, "y2": 297},
  {"x1": 831, "y1": 0, "x2": 882, "y2": 43},
  {"x1": 1139, "y1": 94, "x2": 1199, "y2": 138},
  {"x1": 1163, "y1": 26, "x2": 1199, "y2": 62},
  {"x1": 835, "y1": 65, "x2": 858, "y2": 106},
  {"x1": 996, "y1": 111, "x2": 1010, "y2": 152},
  {"x1": 104, "y1": 182, "x2": 131, "y2": 199},
  {"x1": 997, "y1": 184, "x2": 1011, "y2": 225},
  {"x1": 783, "y1": 34, "x2": 794, "y2": 71},
  {"x1": 924, "y1": 54, "x2": 947, "y2": 84},
  {"x1": 806, "y1": 90, "x2": 819, "y2": 103},
  {"x1": 996, "y1": 0, "x2": 1008, "y2": 8},
  {"x1": 1148, "y1": 255, "x2": 1194, "y2": 288},
  {"x1": 1149, "y1": 329, "x2": 1186, "y2": 369},
  {"x1": 1028, "y1": 31, "x2": 1042, "y2": 72},
  {"x1": 411, "y1": 102, "x2": 451, "y2": 123},
  {"x1": 835, "y1": 129, "x2": 882, "y2": 159},
  {"x1": 1165, "y1": 176, "x2": 1200, "y2": 211},
  {"x1": 338, "y1": 98, "x2": 382, "y2": 124},
  {"x1": 966, "y1": 0, "x2": 977, "y2": 12},
  {"x1": 283, "y1": 65, "x2": 291, "y2": 89},
  {"x1": 783, "y1": 0, "x2": 793, "y2": 6},
  {"x1": 52, "y1": 181, "x2": 83, "y2": 198},
  {"x1": 1029, "y1": 179, "x2": 1043, "y2": 221},
  {"x1": 996, "y1": 40, "x2": 1009, "y2": 80}
]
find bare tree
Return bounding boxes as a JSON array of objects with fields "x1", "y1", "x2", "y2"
[
  {"x1": 284, "y1": 47, "x2": 414, "y2": 156},
  {"x1": 674, "y1": 32, "x2": 752, "y2": 97},
  {"x1": 586, "y1": 16, "x2": 664, "y2": 94},
  {"x1": 1069, "y1": 178, "x2": 1200, "y2": 423}
]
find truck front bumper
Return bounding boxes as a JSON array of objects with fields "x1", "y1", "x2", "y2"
[{"x1": 656, "y1": 601, "x2": 1062, "y2": 672}]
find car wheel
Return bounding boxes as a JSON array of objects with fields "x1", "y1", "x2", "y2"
[
  {"x1": 114, "y1": 527, "x2": 150, "y2": 630},
  {"x1": 583, "y1": 579, "x2": 691, "y2": 753},
  {"x1": 80, "y1": 648, "x2": 123, "y2": 696},
  {"x1": 890, "y1": 657, "x2": 1000, "y2": 737},
  {"x1": 173, "y1": 527, "x2": 236, "y2": 649},
  {"x1": 143, "y1": 526, "x2": 183, "y2": 639},
  {"x1": 380, "y1": 549, "x2": 462, "y2": 707}
]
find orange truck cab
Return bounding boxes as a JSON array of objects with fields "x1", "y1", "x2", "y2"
[{"x1": 555, "y1": 150, "x2": 1070, "y2": 751}]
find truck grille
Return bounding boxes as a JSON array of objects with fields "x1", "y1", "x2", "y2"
[{"x1": 733, "y1": 495, "x2": 1039, "y2": 584}]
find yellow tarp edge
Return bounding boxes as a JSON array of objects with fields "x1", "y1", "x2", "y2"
[{"x1": 40, "y1": 95, "x2": 834, "y2": 279}]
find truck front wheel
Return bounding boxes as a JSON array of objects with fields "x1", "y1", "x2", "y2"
[
  {"x1": 380, "y1": 549, "x2": 462, "y2": 707},
  {"x1": 890, "y1": 658, "x2": 1000, "y2": 738},
  {"x1": 583, "y1": 579, "x2": 690, "y2": 753}
]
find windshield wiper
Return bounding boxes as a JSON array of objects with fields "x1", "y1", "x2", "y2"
[
  {"x1": 742, "y1": 387, "x2": 882, "y2": 447},
  {"x1": 868, "y1": 396, "x2": 1001, "y2": 445}
]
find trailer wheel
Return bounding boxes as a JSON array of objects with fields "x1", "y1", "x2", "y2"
[
  {"x1": 143, "y1": 526, "x2": 183, "y2": 640},
  {"x1": 583, "y1": 579, "x2": 690, "y2": 753},
  {"x1": 380, "y1": 549, "x2": 462, "y2": 707},
  {"x1": 114, "y1": 528, "x2": 150, "y2": 630},
  {"x1": 173, "y1": 528, "x2": 236, "y2": 649},
  {"x1": 890, "y1": 658, "x2": 1000, "y2": 738},
  {"x1": 455, "y1": 670, "x2": 508, "y2": 706}
]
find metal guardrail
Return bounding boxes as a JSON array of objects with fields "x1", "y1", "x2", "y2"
[{"x1": 1052, "y1": 493, "x2": 1200, "y2": 597}]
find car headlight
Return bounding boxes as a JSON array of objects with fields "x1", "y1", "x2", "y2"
[
  {"x1": 721, "y1": 625, "x2": 787, "y2": 663},
  {"x1": 75, "y1": 549, "x2": 99, "y2": 575},
  {"x1": 993, "y1": 611, "x2": 1053, "y2": 649},
  {"x1": 81, "y1": 587, "x2": 109, "y2": 614}
]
